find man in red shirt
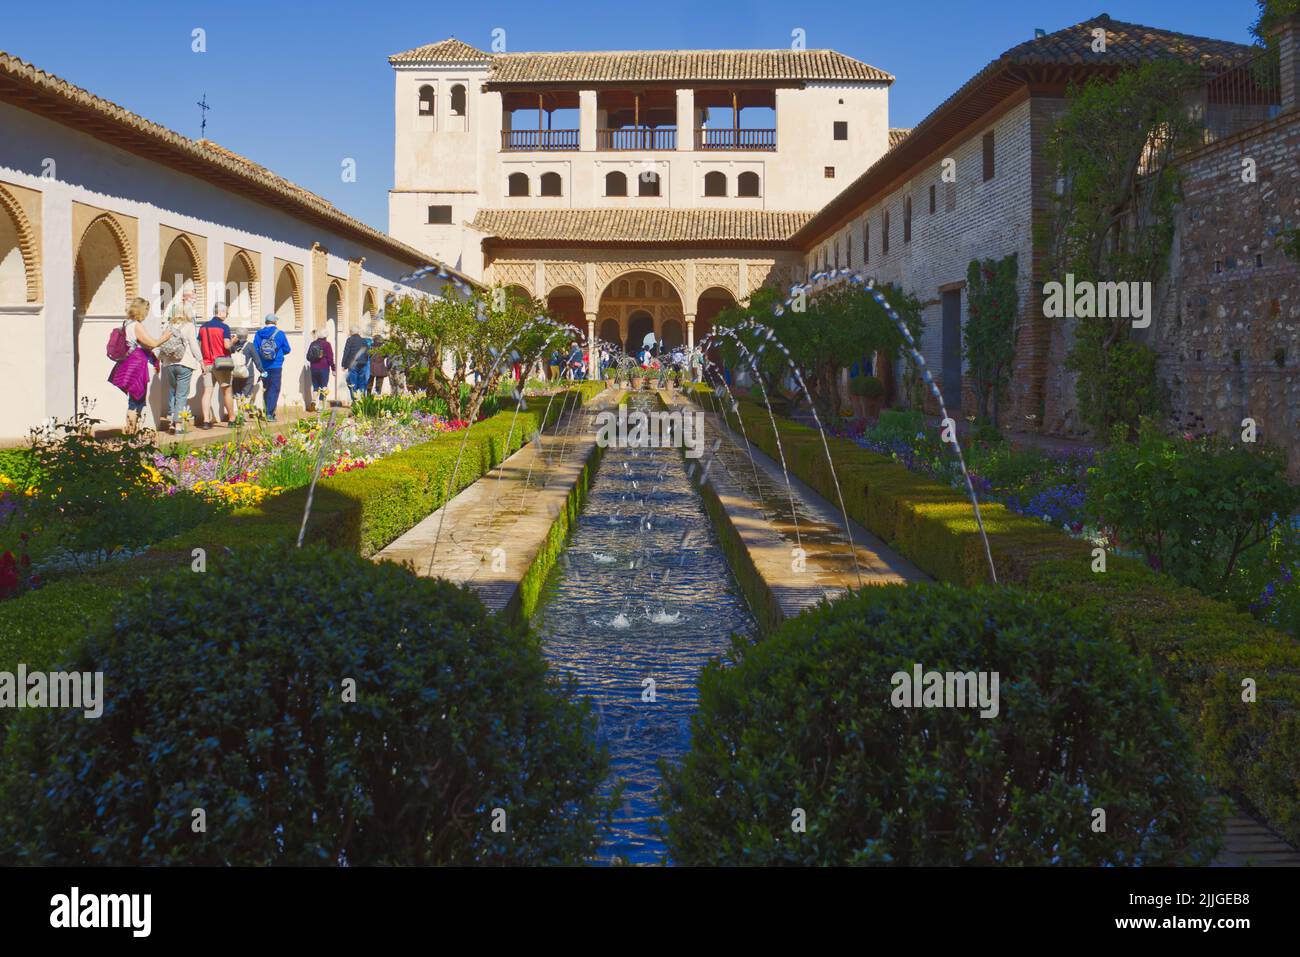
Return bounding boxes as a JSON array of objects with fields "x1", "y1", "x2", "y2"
[{"x1": 198, "y1": 303, "x2": 234, "y2": 427}]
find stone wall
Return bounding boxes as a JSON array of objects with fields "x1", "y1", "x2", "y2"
[{"x1": 1154, "y1": 111, "x2": 1300, "y2": 475}]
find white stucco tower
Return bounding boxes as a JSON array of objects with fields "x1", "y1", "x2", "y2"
[{"x1": 389, "y1": 39, "x2": 494, "y2": 275}]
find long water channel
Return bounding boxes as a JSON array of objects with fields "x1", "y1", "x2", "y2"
[{"x1": 531, "y1": 392, "x2": 756, "y2": 864}]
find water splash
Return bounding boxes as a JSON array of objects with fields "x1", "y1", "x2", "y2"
[{"x1": 779, "y1": 268, "x2": 998, "y2": 583}]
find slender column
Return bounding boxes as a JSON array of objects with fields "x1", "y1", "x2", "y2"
[
  {"x1": 685, "y1": 313, "x2": 696, "y2": 381},
  {"x1": 586, "y1": 311, "x2": 597, "y2": 379},
  {"x1": 676, "y1": 89, "x2": 694, "y2": 151},
  {"x1": 579, "y1": 90, "x2": 597, "y2": 151}
]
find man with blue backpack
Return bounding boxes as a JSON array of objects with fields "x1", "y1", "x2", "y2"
[{"x1": 253, "y1": 313, "x2": 291, "y2": 421}]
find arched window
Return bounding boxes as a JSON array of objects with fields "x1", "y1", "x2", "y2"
[
  {"x1": 882, "y1": 209, "x2": 891, "y2": 255},
  {"x1": 863, "y1": 221, "x2": 870, "y2": 265},
  {"x1": 737, "y1": 171, "x2": 760, "y2": 197},
  {"x1": 637, "y1": 171, "x2": 661, "y2": 197},
  {"x1": 450, "y1": 84, "x2": 467, "y2": 117},
  {"x1": 904, "y1": 195, "x2": 913, "y2": 243},
  {"x1": 540, "y1": 172, "x2": 562, "y2": 196},
  {"x1": 418, "y1": 85, "x2": 435, "y2": 117},
  {"x1": 605, "y1": 171, "x2": 628, "y2": 197},
  {"x1": 704, "y1": 171, "x2": 727, "y2": 197},
  {"x1": 507, "y1": 172, "x2": 530, "y2": 197}
]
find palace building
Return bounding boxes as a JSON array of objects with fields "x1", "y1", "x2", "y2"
[
  {"x1": 389, "y1": 16, "x2": 1298, "y2": 467},
  {"x1": 387, "y1": 37, "x2": 898, "y2": 372}
]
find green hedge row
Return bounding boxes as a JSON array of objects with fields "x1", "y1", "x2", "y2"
[
  {"x1": 0, "y1": 384, "x2": 602, "y2": 687},
  {"x1": 692, "y1": 385, "x2": 1300, "y2": 846}
]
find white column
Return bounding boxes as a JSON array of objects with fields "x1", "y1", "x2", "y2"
[
  {"x1": 579, "y1": 90, "x2": 598, "y2": 152},
  {"x1": 586, "y1": 312, "x2": 597, "y2": 379},
  {"x1": 676, "y1": 88, "x2": 694, "y2": 151},
  {"x1": 42, "y1": 188, "x2": 75, "y2": 422},
  {"x1": 685, "y1": 313, "x2": 696, "y2": 350}
]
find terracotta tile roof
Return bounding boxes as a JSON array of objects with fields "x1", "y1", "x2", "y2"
[
  {"x1": 794, "y1": 13, "x2": 1256, "y2": 247},
  {"x1": 471, "y1": 209, "x2": 814, "y2": 246},
  {"x1": 391, "y1": 38, "x2": 893, "y2": 84},
  {"x1": 1000, "y1": 13, "x2": 1250, "y2": 69},
  {"x1": 888, "y1": 128, "x2": 911, "y2": 149},
  {"x1": 387, "y1": 38, "x2": 491, "y2": 64},
  {"x1": 0, "y1": 50, "x2": 479, "y2": 286}
]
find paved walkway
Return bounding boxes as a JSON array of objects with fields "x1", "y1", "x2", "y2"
[
  {"x1": 666, "y1": 389, "x2": 927, "y2": 624},
  {"x1": 1214, "y1": 814, "x2": 1300, "y2": 867},
  {"x1": 374, "y1": 388, "x2": 618, "y2": 618}
]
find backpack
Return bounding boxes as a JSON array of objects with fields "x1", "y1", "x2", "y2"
[
  {"x1": 306, "y1": 339, "x2": 324, "y2": 363},
  {"x1": 106, "y1": 323, "x2": 131, "y2": 362},
  {"x1": 158, "y1": 328, "x2": 187, "y2": 363},
  {"x1": 258, "y1": 332, "x2": 280, "y2": 362}
]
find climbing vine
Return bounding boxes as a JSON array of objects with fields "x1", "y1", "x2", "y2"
[
  {"x1": 1043, "y1": 59, "x2": 1199, "y2": 437},
  {"x1": 962, "y1": 254, "x2": 1019, "y2": 429}
]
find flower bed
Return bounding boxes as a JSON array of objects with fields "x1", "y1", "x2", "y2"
[
  {"x1": 847, "y1": 409, "x2": 1095, "y2": 534},
  {"x1": 153, "y1": 409, "x2": 466, "y2": 503}
]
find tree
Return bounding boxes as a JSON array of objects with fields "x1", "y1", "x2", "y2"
[
  {"x1": 711, "y1": 282, "x2": 922, "y2": 424},
  {"x1": 382, "y1": 285, "x2": 563, "y2": 422},
  {"x1": 1250, "y1": 0, "x2": 1300, "y2": 47},
  {"x1": 962, "y1": 254, "x2": 1019, "y2": 428},
  {"x1": 1043, "y1": 59, "x2": 1200, "y2": 437}
]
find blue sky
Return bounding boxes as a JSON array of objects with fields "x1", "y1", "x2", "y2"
[{"x1": 2, "y1": 0, "x2": 1261, "y2": 230}]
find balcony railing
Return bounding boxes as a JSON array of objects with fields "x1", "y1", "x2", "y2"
[
  {"x1": 1194, "y1": 49, "x2": 1282, "y2": 146},
  {"x1": 597, "y1": 127, "x2": 676, "y2": 151},
  {"x1": 501, "y1": 129, "x2": 580, "y2": 151},
  {"x1": 695, "y1": 128, "x2": 777, "y2": 151}
]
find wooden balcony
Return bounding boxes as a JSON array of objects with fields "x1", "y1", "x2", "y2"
[
  {"x1": 597, "y1": 127, "x2": 676, "y2": 151},
  {"x1": 501, "y1": 129, "x2": 580, "y2": 151},
  {"x1": 695, "y1": 128, "x2": 777, "y2": 151}
]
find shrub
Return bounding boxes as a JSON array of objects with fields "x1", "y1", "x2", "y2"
[
  {"x1": 867, "y1": 408, "x2": 926, "y2": 445},
  {"x1": 1085, "y1": 422, "x2": 1298, "y2": 593},
  {"x1": 662, "y1": 583, "x2": 1223, "y2": 865},
  {"x1": 849, "y1": 375, "x2": 884, "y2": 399},
  {"x1": 0, "y1": 543, "x2": 609, "y2": 865},
  {"x1": 690, "y1": 387, "x2": 1300, "y2": 845}
]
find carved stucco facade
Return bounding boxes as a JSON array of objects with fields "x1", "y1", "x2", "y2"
[{"x1": 483, "y1": 246, "x2": 804, "y2": 364}]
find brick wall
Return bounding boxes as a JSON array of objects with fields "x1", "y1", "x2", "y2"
[
  {"x1": 810, "y1": 95, "x2": 1062, "y2": 428},
  {"x1": 1154, "y1": 111, "x2": 1300, "y2": 475}
]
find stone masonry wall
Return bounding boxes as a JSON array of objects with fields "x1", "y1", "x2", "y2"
[{"x1": 1154, "y1": 111, "x2": 1300, "y2": 475}]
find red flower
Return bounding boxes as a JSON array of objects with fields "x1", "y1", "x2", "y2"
[{"x1": 0, "y1": 551, "x2": 18, "y2": 597}]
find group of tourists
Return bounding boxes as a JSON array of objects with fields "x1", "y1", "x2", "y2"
[
  {"x1": 107, "y1": 294, "x2": 400, "y2": 435},
  {"x1": 547, "y1": 343, "x2": 591, "y2": 382}
]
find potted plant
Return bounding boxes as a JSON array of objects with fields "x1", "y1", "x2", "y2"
[{"x1": 850, "y1": 375, "x2": 885, "y2": 421}]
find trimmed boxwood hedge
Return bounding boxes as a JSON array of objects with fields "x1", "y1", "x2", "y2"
[
  {"x1": 662, "y1": 583, "x2": 1222, "y2": 865},
  {"x1": 0, "y1": 543, "x2": 609, "y2": 865},
  {"x1": 0, "y1": 385, "x2": 602, "y2": 701},
  {"x1": 691, "y1": 385, "x2": 1300, "y2": 847}
]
